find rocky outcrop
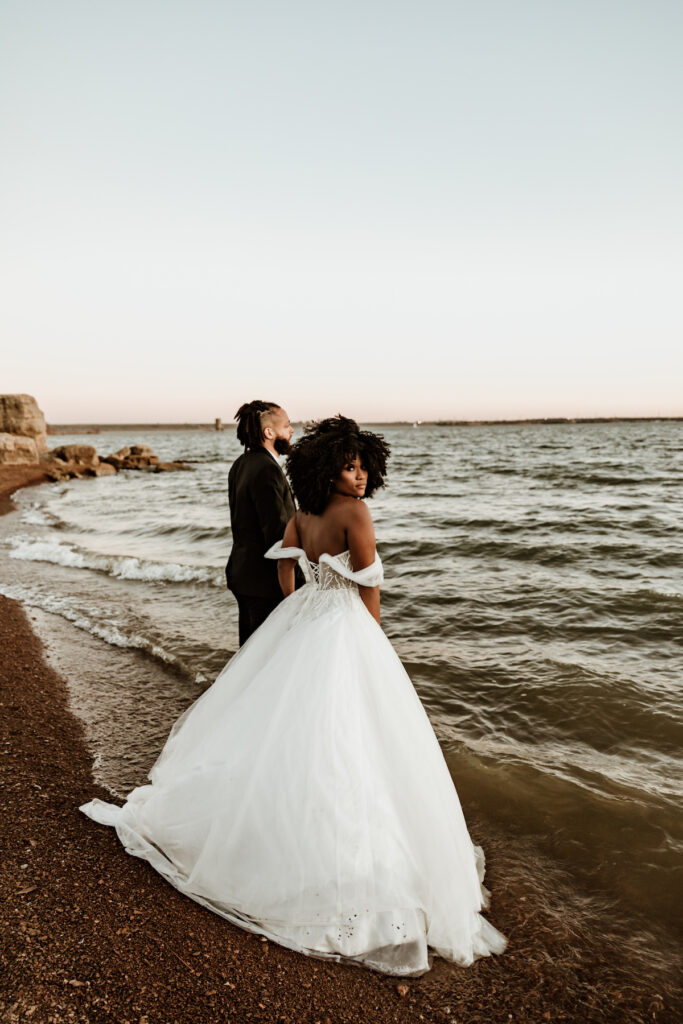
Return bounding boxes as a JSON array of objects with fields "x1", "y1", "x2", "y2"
[
  {"x1": 44, "y1": 460, "x2": 117, "y2": 481},
  {"x1": 0, "y1": 393, "x2": 191, "y2": 480},
  {"x1": 0, "y1": 395, "x2": 47, "y2": 453},
  {"x1": 44, "y1": 442, "x2": 189, "y2": 480},
  {"x1": 0, "y1": 433, "x2": 39, "y2": 466},
  {"x1": 100, "y1": 447, "x2": 131, "y2": 470},
  {"x1": 101, "y1": 446, "x2": 161, "y2": 471}
]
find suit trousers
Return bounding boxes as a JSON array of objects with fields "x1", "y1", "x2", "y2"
[{"x1": 234, "y1": 592, "x2": 282, "y2": 647}]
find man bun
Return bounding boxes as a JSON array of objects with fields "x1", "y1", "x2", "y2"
[{"x1": 235, "y1": 400, "x2": 280, "y2": 449}]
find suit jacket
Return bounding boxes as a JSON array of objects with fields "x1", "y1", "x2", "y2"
[{"x1": 225, "y1": 447, "x2": 296, "y2": 599}]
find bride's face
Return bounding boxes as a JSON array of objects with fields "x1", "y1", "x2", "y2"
[{"x1": 333, "y1": 455, "x2": 368, "y2": 499}]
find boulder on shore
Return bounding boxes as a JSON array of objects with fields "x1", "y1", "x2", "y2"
[
  {"x1": 44, "y1": 462, "x2": 80, "y2": 481},
  {"x1": 84, "y1": 462, "x2": 117, "y2": 477},
  {"x1": 102, "y1": 447, "x2": 167, "y2": 471},
  {"x1": 0, "y1": 433, "x2": 39, "y2": 466},
  {"x1": 52, "y1": 444, "x2": 100, "y2": 467},
  {"x1": 0, "y1": 395, "x2": 47, "y2": 452}
]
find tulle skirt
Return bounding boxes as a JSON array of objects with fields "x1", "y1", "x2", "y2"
[{"x1": 81, "y1": 583, "x2": 506, "y2": 975}]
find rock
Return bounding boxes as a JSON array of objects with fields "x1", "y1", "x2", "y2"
[
  {"x1": 0, "y1": 395, "x2": 47, "y2": 452},
  {"x1": 52, "y1": 444, "x2": 99, "y2": 467},
  {"x1": 103, "y1": 447, "x2": 165, "y2": 471},
  {"x1": 0, "y1": 433, "x2": 39, "y2": 466},
  {"x1": 44, "y1": 464, "x2": 69, "y2": 481},
  {"x1": 83, "y1": 462, "x2": 116, "y2": 477},
  {"x1": 121, "y1": 454, "x2": 153, "y2": 470},
  {"x1": 0, "y1": 394, "x2": 47, "y2": 465},
  {"x1": 43, "y1": 461, "x2": 79, "y2": 480},
  {"x1": 154, "y1": 461, "x2": 192, "y2": 472}
]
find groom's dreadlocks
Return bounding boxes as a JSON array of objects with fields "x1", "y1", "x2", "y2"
[{"x1": 234, "y1": 400, "x2": 280, "y2": 449}]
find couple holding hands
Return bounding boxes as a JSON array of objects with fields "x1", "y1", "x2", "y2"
[{"x1": 81, "y1": 400, "x2": 506, "y2": 977}]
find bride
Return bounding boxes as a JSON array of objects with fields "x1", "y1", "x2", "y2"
[{"x1": 81, "y1": 415, "x2": 506, "y2": 976}]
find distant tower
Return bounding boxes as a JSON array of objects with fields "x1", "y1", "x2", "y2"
[{"x1": 215, "y1": 417, "x2": 223, "y2": 431}]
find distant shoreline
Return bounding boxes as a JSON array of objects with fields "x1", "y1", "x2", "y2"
[{"x1": 46, "y1": 416, "x2": 683, "y2": 434}]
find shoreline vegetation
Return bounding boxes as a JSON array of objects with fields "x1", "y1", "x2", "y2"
[
  {"x1": 47, "y1": 416, "x2": 683, "y2": 434},
  {"x1": 0, "y1": 466, "x2": 679, "y2": 1023}
]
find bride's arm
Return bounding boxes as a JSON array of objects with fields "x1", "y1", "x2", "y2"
[
  {"x1": 277, "y1": 516, "x2": 300, "y2": 597},
  {"x1": 347, "y1": 501, "x2": 381, "y2": 625}
]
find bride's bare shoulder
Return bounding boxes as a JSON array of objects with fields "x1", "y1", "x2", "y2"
[
  {"x1": 282, "y1": 513, "x2": 302, "y2": 547},
  {"x1": 349, "y1": 498, "x2": 372, "y2": 522},
  {"x1": 328, "y1": 495, "x2": 372, "y2": 522},
  {"x1": 337, "y1": 498, "x2": 374, "y2": 541}
]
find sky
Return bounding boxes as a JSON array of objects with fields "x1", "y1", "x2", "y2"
[{"x1": 2, "y1": 0, "x2": 682, "y2": 423}]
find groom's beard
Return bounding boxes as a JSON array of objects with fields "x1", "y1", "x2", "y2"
[{"x1": 274, "y1": 437, "x2": 292, "y2": 456}]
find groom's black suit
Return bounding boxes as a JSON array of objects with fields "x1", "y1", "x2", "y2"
[{"x1": 226, "y1": 446, "x2": 296, "y2": 645}]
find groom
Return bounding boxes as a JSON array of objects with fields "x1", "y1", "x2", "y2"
[{"x1": 226, "y1": 400, "x2": 297, "y2": 645}]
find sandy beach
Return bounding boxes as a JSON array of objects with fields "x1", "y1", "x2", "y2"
[{"x1": 1, "y1": 466, "x2": 679, "y2": 1024}]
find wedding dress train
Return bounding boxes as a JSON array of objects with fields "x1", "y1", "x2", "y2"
[{"x1": 81, "y1": 543, "x2": 506, "y2": 975}]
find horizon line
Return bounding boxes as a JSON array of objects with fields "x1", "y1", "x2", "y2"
[{"x1": 45, "y1": 415, "x2": 683, "y2": 432}]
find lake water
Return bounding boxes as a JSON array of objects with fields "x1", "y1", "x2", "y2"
[{"x1": 1, "y1": 421, "x2": 681, "y2": 995}]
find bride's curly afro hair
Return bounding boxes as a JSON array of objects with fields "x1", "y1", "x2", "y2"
[{"x1": 286, "y1": 415, "x2": 390, "y2": 515}]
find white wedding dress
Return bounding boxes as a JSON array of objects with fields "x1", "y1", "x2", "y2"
[{"x1": 81, "y1": 542, "x2": 506, "y2": 976}]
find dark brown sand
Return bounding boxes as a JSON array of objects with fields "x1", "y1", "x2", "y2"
[
  {"x1": 1, "y1": 467, "x2": 679, "y2": 1023},
  {"x1": 0, "y1": 466, "x2": 50, "y2": 515}
]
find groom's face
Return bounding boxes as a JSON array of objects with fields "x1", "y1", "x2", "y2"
[{"x1": 265, "y1": 407, "x2": 293, "y2": 455}]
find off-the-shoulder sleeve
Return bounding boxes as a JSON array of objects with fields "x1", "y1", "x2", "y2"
[
  {"x1": 318, "y1": 553, "x2": 384, "y2": 587},
  {"x1": 264, "y1": 540, "x2": 306, "y2": 561}
]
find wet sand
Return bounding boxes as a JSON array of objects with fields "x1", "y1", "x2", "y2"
[
  {"x1": 0, "y1": 466, "x2": 50, "y2": 515},
  {"x1": 0, "y1": 466, "x2": 679, "y2": 1023}
]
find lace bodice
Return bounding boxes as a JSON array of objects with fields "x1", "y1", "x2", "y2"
[
  {"x1": 307, "y1": 550, "x2": 363, "y2": 591},
  {"x1": 265, "y1": 541, "x2": 383, "y2": 591}
]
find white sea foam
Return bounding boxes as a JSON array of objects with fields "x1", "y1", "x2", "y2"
[
  {"x1": 0, "y1": 582, "x2": 200, "y2": 680},
  {"x1": 6, "y1": 536, "x2": 224, "y2": 587},
  {"x1": 20, "y1": 505, "x2": 54, "y2": 526}
]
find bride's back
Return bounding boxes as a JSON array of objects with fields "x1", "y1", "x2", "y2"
[{"x1": 294, "y1": 495, "x2": 369, "y2": 563}]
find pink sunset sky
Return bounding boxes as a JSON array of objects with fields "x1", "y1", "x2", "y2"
[{"x1": 2, "y1": 1, "x2": 681, "y2": 423}]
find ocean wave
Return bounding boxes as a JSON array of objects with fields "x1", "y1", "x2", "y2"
[
  {"x1": 531, "y1": 469, "x2": 675, "y2": 487},
  {"x1": 448, "y1": 536, "x2": 578, "y2": 566},
  {"x1": 642, "y1": 586, "x2": 683, "y2": 600},
  {"x1": 126, "y1": 521, "x2": 229, "y2": 543},
  {"x1": 20, "y1": 506, "x2": 55, "y2": 526},
  {"x1": 6, "y1": 536, "x2": 224, "y2": 587},
  {"x1": 0, "y1": 582, "x2": 203, "y2": 682},
  {"x1": 445, "y1": 729, "x2": 683, "y2": 813},
  {"x1": 18, "y1": 500, "x2": 73, "y2": 530},
  {"x1": 384, "y1": 532, "x2": 682, "y2": 569},
  {"x1": 18, "y1": 499, "x2": 228, "y2": 546}
]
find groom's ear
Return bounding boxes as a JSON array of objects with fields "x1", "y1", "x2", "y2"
[{"x1": 262, "y1": 424, "x2": 274, "y2": 440}]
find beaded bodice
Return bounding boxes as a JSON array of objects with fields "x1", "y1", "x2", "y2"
[
  {"x1": 306, "y1": 550, "x2": 356, "y2": 590},
  {"x1": 265, "y1": 542, "x2": 384, "y2": 591}
]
